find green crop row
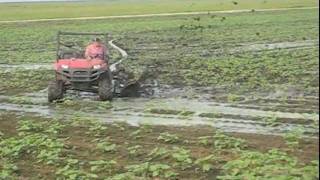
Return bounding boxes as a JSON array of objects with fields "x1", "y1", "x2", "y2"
[{"x1": 0, "y1": 114, "x2": 318, "y2": 179}]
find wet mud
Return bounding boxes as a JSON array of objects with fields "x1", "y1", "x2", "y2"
[
  {"x1": 0, "y1": 39, "x2": 318, "y2": 137},
  {"x1": 0, "y1": 87, "x2": 318, "y2": 137}
]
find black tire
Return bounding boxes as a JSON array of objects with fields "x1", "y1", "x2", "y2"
[
  {"x1": 98, "y1": 72, "x2": 113, "y2": 101},
  {"x1": 48, "y1": 80, "x2": 64, "y2": 102}
]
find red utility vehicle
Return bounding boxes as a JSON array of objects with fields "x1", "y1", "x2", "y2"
[{"x1": 48, "y1": 32, "x2": 113, "y2": 102}]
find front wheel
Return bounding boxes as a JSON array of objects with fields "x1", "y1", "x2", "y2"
[
  {"x1": 98, "y1": 72, "x2": 113, "y2": 101},
  {"x1": 48, "y1": 80, "x2": 64, "y2": 102}
]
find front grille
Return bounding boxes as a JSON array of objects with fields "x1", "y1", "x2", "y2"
[{"x1": 74, "y1": 71, "x2": 89, "y2": 76}]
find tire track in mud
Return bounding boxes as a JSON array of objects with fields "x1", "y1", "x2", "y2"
[{"x1": 0, "y1": 92, "x2": 318, "y2": 137}]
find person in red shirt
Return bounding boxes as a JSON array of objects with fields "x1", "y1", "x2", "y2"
[{"x1": 85, "y1": 38, "x2": 108, "y2": 61}]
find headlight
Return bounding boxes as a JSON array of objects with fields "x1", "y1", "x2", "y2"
[
  {"x1": 61, "y1": 64, "x2": 69, "y2": 69},
  {"x1": 93, "y1": 65, "x2": 101, "y2": 69}
]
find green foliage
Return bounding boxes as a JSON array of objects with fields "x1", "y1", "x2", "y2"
[
  {"x1": 59, "y1": 99, "x2": 78, "y2": 107},
  {"x1": 171, "y1": 147, "x2": 193, "y2": 170},
  {"x1": 127, "y1": 145, "x2": 142, "y2": 156},
  {"x1": 129, "y1": 130, "x2": 142, "y2": 139},
  {"x1": 194, "y1": 155, "x2": 216, "y2": 172},
  {"x1": 157, "y1": 132, "x2": 180, "y2": 143},
  {"x1": 214, "y1": 131, "x2": 247, "y2": 150},
  {"x1": 227, "y1": 94, "x2": 243, "y2": 103},
  {"x1": 198, "y1": 131, "x2": 247, "y2": 150},
  {"x1": 111, "y1": 123, "x2": 125, "y2": 131},
  {"x1": 18, "y1": 119, "x2": 64, "y2": 136},
  {"x1": 97, "y1": 101, "x2": 113, "y2": 110},
  {"x1": 218, "y1": 149, "x2": 319, "y2": 179},
  {"x1": 125, "y1": 162, "x2": 177, "y2": 178},
  {"x1": 96, "y1": 141, "x2": 117, "y2": 153},
  {"x1": 198, "y1": 136, "x2": 214, "y2": 146},
  {"x1": 89, "y1": 160, "x2": 117, "y2": 173},
  {"x1": 108, "y1": 172, "x2": 137, "y2": 180},
  {"x1": 87, "y1": 122, "x2": 107, "y2": 137},
  {"x1": 0, "y1": 69, "x2": 53, "y2": 94},
  {"x1": 7, "y1": 96, "x2": 39, "y2": 105},
  {"x1": 263, "y1": 115, "x2": 280, "y2": 127},
  {"x1": 0, "y1": 0, "x2": 316, "y2": 21},
  {"x1": 0, "y1": 159, "x2": 18, "y2": 179},
  {"x1": 0, "y1": 119, "x2": 64, "y2": 165},
  {"x1": 147, "y1": 147, "x2": 170, "y2": 160},
  {"x1": 283, "y1": 128, "x2": 304, "y2": 148},
  {"x1": 56, "y1": 159, "x2": 98, "y2": 179}
]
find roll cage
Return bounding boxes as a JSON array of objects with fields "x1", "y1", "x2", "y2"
[{"x1": 56, "y1": 31, "x2": 109, "y2": 61}]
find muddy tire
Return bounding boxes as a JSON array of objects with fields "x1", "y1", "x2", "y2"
[
  {"x1": 98, "y1": 72, "x2": 113, "y2": 101},
  {"x1": 48, "y1": 80, "x2": 64, "y2": 102}
]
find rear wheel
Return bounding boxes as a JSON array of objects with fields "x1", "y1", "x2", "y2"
[
  {"x1": 98, "y1": 72, "x2": 113, "y2": 101},
  {"x1": 48, "y1": 80, "x2": 64, "y2": 102}
]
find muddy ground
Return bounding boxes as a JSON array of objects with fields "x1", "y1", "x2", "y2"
[{"x1": 0, "y1": 9, "x2": 319, "y2": 179}]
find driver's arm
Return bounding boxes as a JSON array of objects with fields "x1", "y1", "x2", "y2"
[{"x1": 84, "y1": 44, "x2": 91, "y2": 59}]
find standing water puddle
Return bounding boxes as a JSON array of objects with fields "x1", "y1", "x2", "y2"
[{"x1": 0, "y1": 89, "x2": 318, "y2": 137}]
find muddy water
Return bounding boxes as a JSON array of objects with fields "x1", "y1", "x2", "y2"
[
  {"x1": 0, "y1": 63, "x2": 52, "y2": 72},
  {"x1": 231, "y1": 40, "x2": 319, "y2": 53},
  {"x1": 0, "y1": 88, "x2": 318, "y2": 136},
  {"x1": 0, "y1": 39, "x2": 318, "y2": 136}
]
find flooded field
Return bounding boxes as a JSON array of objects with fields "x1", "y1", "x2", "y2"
[{"x1": 0, "y1": 7, "x2": 319, "y2": 179}]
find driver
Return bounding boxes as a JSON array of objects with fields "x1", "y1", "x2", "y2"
[{"x1": 85, "y1": 38, "x2": 108, "y2": 60}]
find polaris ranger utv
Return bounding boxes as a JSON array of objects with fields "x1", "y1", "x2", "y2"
[{"x1": 48, "y1": 31, "x2": 113, "y2": 102}]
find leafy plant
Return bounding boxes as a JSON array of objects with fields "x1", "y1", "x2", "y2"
[
  {"x1": 62, "y1": 99, "x2": 78, "y2": 106},
  {"x1": 97, "y1": 101, "x2": 113, "y2": 110},
  {"x1": 56, "y1": 158, "x2": 98, "y2": 179},
  {"x1": 213, "y1": 131, "x2": 247, "y2": 150},
  {"x1": 17, "y1": 119, "x2": 64, "y2": 136},
  {"x1": 89, "y1": 160, "x2": 117, "y2": 173},
  {"x1": 1, "y1": 119, "x2": 64, "y2": 164},
  {"x1": 112, "y1": 123, "x2": 125, "y2": 131},
  {"x1": 0, "y1": 160, "x2": 18, "y2": 179},
  {"x1": 218, "y1": 149, "x2": 319, "y2": 179},
  {"x1": 263, "y1": 115, "x2": 280, "y2": 127},
  {"x1": 198, "y1": 136, "x2": 213, "y2": 146},
  {"x1": 0, "y1": 131, "x2": 3, "y2": 140},
  {"x1": 108, "y1": 172, "x2": 137, "y2": 180},
  {"x1": 147, "y1": 147, "x2": 170, "y2": 160},
  {"x1": 283, "y1": 128, "x2": 304, "y2": 148},
  {"x1": 125, "y1": 162, "x2": 177, "y2": 178},
  {"x1": 129, "y1": 130, "x2": 142, "y2": 139},
  {"x1": 227, "y1": 94, "x2": 243, "y2": 103},
  {"x1": 127, "y1": 145, "x2": 142, "y2": 156},
  {"x1": 87, "y1": 122, "x2": 107, "y2": 137},
  {"x1": 171, "y1": 147, "x2": 193, "y2": 170},
  {"x1": 157, "y1": 132, "x2": 180, "y2": 143},
  {"x1": 96, "y1": 141, "x2": 117, "y2": 152},
  {"x1": 194, "y1": 155, "x2": 216, "y2": 172}
]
